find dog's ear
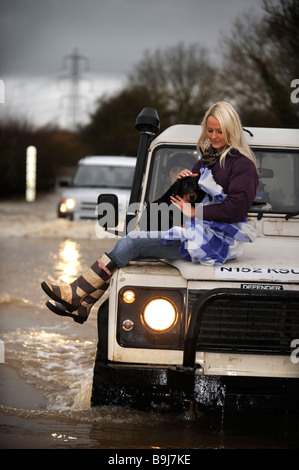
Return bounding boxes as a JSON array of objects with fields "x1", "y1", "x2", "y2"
[
  {"x1": 189, "y1": 174, "x2": 200, "y2": 183},
  {"x1": 153, "y1": 179, "x2": 183, "y2": 204},
  {"x1": 168, "y1": 179, "x2": 182, "y2": 195}
]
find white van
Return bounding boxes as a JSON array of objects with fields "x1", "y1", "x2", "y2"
[{"x1": 57, "y1": 156, "x2": 136, "y2": 221}]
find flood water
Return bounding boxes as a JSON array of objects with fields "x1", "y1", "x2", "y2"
[{"x1": 0, "y1": 191, "x2": 298, "y2": 450}]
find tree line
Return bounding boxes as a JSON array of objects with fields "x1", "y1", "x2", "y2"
[
  {"x1": 83, "y1": 0, "x2": 298, "y2": 157},
  {"x1": 0, "y1": 0, "x2": 298, "y2": 197}
]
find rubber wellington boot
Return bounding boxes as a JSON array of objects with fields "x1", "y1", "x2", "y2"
[
  {"x1": 45, "y1": 283, "x2": 110, "y2": 324},
  {"x1": 41, "y1": 253, "x2": 117, "y2": 313}
]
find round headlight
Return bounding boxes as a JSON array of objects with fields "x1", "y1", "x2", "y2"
[
  {"x1": 143, "y1": 298, "x2": 177, "y2": 332},
  {"x1": 65, "y1": 198, "x2": 76, "y2": 210},
  {"x1": 59, "y1": 202, "x2": 67, "y2": 213},
  {"x1": 59, "y1": 198, "x2": 75, "y2": 214}
]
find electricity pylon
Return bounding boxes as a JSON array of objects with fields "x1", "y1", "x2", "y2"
[{"x1": 60, "y1": 48, "x2": 89, "y2": 129}]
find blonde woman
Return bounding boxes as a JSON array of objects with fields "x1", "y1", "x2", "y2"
[
  {"x1": 41, "y1": 102, "x2": 259, "y2": 324},
  {"x1": 174, "y1": 101, "x2": 258, "y2": 223}
]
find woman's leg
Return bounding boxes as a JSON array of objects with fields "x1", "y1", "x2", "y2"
[
  {"x1": 109, "y1": 230, "x2": 181, "y2": 267},
  {"x1": 41, "y1": 252, "x2": 118, "y2": 322},
  {"x1": 41, "y1": 231, "x2": 181, "y2": 323}
]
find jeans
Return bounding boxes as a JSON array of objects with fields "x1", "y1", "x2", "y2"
[{"x1": 109, "y1": 231, "x2": 181, "y2": 267}]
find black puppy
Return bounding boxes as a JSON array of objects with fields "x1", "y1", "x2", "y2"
[{"x1": 139, "y1": 175, "x2": 205, "y2": 231}]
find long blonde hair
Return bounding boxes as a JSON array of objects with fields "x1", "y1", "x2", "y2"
[{"x1": 198, "y1": 101, "x2": 257, "y2": 170}]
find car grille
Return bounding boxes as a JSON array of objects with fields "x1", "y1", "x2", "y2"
[
  {"x1": 79, "y1": 201, "x2": 97, "y2": 219},
  {"x1": 188, "y1": 289, "x2": 299, "y2": 355},
  {"x1": 78, "y1": 199, "x2": 127, "y2": 221}
]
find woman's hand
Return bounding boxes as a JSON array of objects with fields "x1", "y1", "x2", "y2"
[
  {"x1": 170, "y1": 195, "x2": 195, "y2": 218},
  {"x1": 176, "y1": 169, "x2": 197, "y2": 180}
]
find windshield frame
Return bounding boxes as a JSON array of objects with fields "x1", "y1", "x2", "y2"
[{"x1": 144, "y1": 144, "x2": 299, "y2": 216}]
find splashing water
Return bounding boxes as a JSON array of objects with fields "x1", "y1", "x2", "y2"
[{"x1": 3, "y1": 328, "x2": 96, "y2": 411}]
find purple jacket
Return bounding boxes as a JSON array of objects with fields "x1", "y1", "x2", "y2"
[{"x1": 192, "y1": 150, "x2": 259, "y2": 223}]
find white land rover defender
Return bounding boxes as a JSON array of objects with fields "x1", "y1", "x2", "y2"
[{"x1": 91, "y1": 108, "x2": 299, "y2": 412}]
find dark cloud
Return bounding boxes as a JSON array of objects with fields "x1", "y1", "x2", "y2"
[
  {"x1": 0, "y1": 0, "x2": 265, "y2": 126},
  {"x1": 1, "y1": 0, "x2": 265, "y2": 77}
]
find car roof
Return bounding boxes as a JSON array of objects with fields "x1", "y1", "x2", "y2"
[
  {"x1": 78, "y1": 156, "x2": 136, "y2": 166},
  {"x1": 150, "y1": 125, "x2": 299, "y2": 149}
]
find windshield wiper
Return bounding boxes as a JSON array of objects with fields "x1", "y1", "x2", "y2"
[
  {"x1": 73, "y1": 184, "x2": 112, "y2": 188},
  {"x1": 285, "y1": 211, "x2": 299, "y2": 220},
  {"x1": 250, "y1": 203, "x2": 299, "y2": 221},
  {"x1": 250, "y1": 202, "x2": 272, "y2": 220}
]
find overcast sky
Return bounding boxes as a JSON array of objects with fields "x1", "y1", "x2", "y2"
[{"x1": 0, "y1": 0, "x2": 266, "y2": 129}]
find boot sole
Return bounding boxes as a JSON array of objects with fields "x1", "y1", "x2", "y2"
[
  {"x1": 41, "y1": 281, "x2": 76, "y2": 313},
  {"x1": 45, "y1": 301, "x2": 86, "y2": 324}
]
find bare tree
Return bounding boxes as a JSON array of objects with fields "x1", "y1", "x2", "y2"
[
  {"x1": 263, "y1": 0, "x2": 299, "y2": 78},
  {"x1": 219, "y1": 0, "x2": 299, "y2": 127},
  {"x1": 128, "y1": 43, "x2": 219, "y2": 124}
]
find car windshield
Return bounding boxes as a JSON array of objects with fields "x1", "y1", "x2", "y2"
[
  {"x1": 146, "y1": 146, "x2": 299, "y2": 215},
  {"x1": 146, "y1": 147, "x2": 199, "y2": 202},
  {"x1": 252, "y1": 149, "x2": 299, "y2": 214},
  {"x1": 72, "y1": 164, "x2": 135, "y2": 189}
]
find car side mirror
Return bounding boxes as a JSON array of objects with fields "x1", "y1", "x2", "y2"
[
  {"x1": 59, "y1": 179, "x2": 70, "y2": 187},
  {"x1": 97, "y1": 193, "x2": 119, "y2": 229},
  {"x1": 258, "y1": 168, "x2": 274, "y2": 178}
]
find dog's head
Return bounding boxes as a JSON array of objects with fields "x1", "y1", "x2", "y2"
[
  {"x1": 153, "y1": 174, "x2": 205, "y2": 206},
  {"x1": 178, "y1": 175, "x2": 201, "y2": 203},
  {"x1": 169, "y1": 175, "x2": 205, "y2": 204}
]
